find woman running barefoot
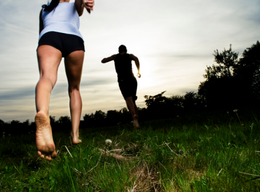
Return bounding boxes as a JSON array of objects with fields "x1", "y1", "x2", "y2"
[{"x1": 35, "y1": 0, "x2": 94, "y2": 160}]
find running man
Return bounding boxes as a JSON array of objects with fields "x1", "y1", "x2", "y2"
[{"x1": 101, "y1": 45, "x2": 141, "y2": 129}]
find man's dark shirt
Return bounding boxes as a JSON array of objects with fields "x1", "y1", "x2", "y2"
[{"x1": 114, "y1": 53, "x2": 135, "y2": 81}]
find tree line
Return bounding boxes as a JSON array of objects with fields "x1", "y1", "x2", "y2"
[
  {"x1": 1, "y1": 41, "x2": 259, "y2": 134},
  {"x1": 198, "y1": 41, "x2": 260, "y2": 109}
]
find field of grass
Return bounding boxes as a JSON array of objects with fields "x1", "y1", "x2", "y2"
[{"x1": 1, "y1": 110, "x2": 260, "y2": 191}]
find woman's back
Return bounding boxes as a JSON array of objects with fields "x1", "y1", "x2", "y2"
[{"x1": 39, "y1": 2, "x2": 82, "y2": 40}]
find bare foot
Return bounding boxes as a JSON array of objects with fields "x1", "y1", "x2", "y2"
[
  {"x1": 35, "y1": 112, "x2": 57, "y2": 161},
  {"x1": 71, "y1": 132, "x2": 82, "y2": 145},
  {"x1": 133, "y1": 114, "x2": 140, "y2": 129}
]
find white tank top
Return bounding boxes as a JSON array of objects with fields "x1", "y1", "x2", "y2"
[{"x1": 39, "y1": 2, "x2": 83, "y2": 41}]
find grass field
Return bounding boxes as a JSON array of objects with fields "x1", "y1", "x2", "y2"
[{"x1": 1, "y1": 110, "x2": 260, "y2": 191}]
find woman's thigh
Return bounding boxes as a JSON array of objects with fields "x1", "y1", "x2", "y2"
[
  {"x1": 37, "y1": 45, "x2": 62, "y2": 86},
  {"x1": 64, "y1": 50, "x2": 84, "y2": 90}
]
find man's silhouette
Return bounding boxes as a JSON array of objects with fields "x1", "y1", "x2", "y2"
[{"x1": 101, "y1": 45, "x2": 141, "y2": 128}]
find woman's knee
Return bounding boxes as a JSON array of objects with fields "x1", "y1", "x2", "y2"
[
  {"x1": 68, "y1": 86, "x2": 80, "y2": 94},
  {"x1": 39, "y1": 75, "x2": 57, "y2": 88}
]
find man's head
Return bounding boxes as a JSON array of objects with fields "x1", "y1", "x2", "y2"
[{"x1": 118, "y1": 45, "x2": 127, "y2": 54}]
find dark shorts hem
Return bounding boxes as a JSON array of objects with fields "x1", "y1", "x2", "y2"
[{"x1": 38, "y1": 32, "x2": 85, "y2": 57}]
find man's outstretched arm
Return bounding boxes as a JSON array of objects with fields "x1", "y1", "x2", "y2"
[{"x1": 101, "y1": 55, "x2": 116, "y2": 63}]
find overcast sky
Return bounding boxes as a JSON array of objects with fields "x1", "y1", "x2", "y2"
[{"x1": 0, "y1": 0, "x2": 259, "y2": 122}]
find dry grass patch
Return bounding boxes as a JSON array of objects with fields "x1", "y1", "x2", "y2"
[{"x1": 127, "y1": 161, "x2": 161, "y2": 192}]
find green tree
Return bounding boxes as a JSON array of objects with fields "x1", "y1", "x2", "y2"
[
  {"x1": 0, "y1": 119, "x2": 5, "y2": 133},
  {"x1": 198, "y1": 45, "x2": 240, "y2": 108},
  {"x1": 0, "y1": 119, "x2": 5, "y2": 128},
  {"x1": 94, "y1": 110, "x2": 106, "y2": 121},
  {"x1": 83, "y1": 113, "x2": 95, "y2": 128},
  {"x1": 235, "y1": 41, "x2": 260, "y2": 100},
  {"x1": 144, "y1": 91, "x2": 167, "y2": 108},
  {"x1": 183, "y1": 92, "x2": 201, "y2": 110},
  {"x1": 49, "y1": 116, "x2": 55, "y2": 125},
  {"x1": 144, "y1": 91, "x2": 168, "y2": 118},
  {"x1": 203, "y1": 45, "x2": 239, "y2": 80},
  {"x1": 58, "y1": 116, "x2": 71, "y2": 124},
  {"x1": 57, "y1": 116, "x2": 71, "y2": 130}
]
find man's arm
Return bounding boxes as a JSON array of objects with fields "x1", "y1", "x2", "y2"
[
  {"x1": 130, "y1": 54, "x2": 141, "y2": 78},
  {"x1": 101, "y1": 55, "x2": 116, "y2": 63}
]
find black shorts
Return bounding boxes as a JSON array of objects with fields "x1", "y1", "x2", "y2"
[
  {"x1": 118, "y1": 77, "x2": 138, "y2": 101},
  {"x1": 38, "y1": 32, "x2": 85, "y2": 57}
]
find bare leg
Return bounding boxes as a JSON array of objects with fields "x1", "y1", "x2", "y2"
[
  {"x1": 125, "y1": 97, "x2": 140, "y2": 129},
  {"x1": 65, "y1": 50, "x2": 84, "y2": 144},
  {"x1": 35, "y1": 45, "x2": 62, "y2": 160}
]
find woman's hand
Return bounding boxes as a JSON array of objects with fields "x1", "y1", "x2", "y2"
[{"x1": 84, "y1": 0, "x2": 94, "y2": 13}]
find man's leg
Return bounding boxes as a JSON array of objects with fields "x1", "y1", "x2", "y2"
[{"x1": 125, "y1": 97, "x2": 140, "y2": 129}]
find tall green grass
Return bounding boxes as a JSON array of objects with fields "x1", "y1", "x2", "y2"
[{"x1": 1, "y1": 111, "x2": 260, "y2": 191}]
